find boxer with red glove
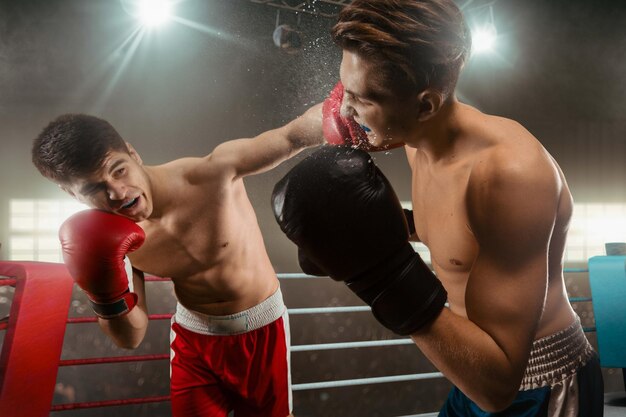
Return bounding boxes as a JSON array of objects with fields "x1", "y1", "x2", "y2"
[
  {"x1": 59, "y1": 209, "x2": 145, "y2": 319},
  {"x1": 272, "y1": 146, "x2": 447, "y2": 335},
  {"x1": 322, "y1": 81, "x2": 404, "y2": 152}
]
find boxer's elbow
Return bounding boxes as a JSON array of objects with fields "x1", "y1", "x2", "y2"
[
  {"x1": 111, "y1": 327, "x2": 147, "y2": 350},
  {"x1": 473, "y1": 380, "x2": 519, "y2": 412},
  {"x1": 479, "y1": 391, "x2": 517, "y2": 413},
  {"x1": 116, "y1": 334, "x2": 144, "y2": 350}
]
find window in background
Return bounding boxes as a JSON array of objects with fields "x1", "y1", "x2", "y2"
[
  {"x1": 9, "y1": 199, "x2": 86, "y2": 262},
  {"x1": 566, "y1": 203, "x2": 626, "y2": 262}
]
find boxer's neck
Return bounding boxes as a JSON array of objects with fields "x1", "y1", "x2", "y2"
[{"x1": 406, "y1": 98, "x2": 469, "y2": 163}]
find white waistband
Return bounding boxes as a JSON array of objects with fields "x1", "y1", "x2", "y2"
[{"x1": 174, "y1": 288, "x2": 286, "y2": 336}]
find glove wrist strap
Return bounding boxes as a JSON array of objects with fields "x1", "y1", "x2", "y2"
[{"x1": 89, "y1": 291, "x2": 137, "y2": 319}]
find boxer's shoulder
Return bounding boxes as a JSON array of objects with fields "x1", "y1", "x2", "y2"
[
  {"x1": 469, "y1": 140, "x2": 557, "y2": 190},
  {"x1": 151, "y1": 155, "x2": 235, "y2": 188}
]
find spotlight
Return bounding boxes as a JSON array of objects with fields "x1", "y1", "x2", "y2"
[
  {"x1": 467, "y1": 4, "x2": 498, "y2": 56},
  {"x1": 137, "y1": 0, "x2": 171, "y2": 27},
  {"x1": 272, "y1": 10, "x2": 303, "y2": 54},
  {"x1": 120, "y1": 0, "x2": 172, "y2": 28},
  {"x1": 273, "y1": 24, "x2": 302, "y2": 53},
  {"x1": 472, "y1": 24, "x2": 497, "y2": 54}
]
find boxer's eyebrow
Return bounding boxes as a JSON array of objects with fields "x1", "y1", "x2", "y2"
[
  {"x1": 345, "y1": 88, "x2": 375, "y2": 101},
  {"x1": 347, "y1": 83, "x2": 387, "y2": 102},
  {"x1": 78, "y1": 159, "x2": 126, "y2": 195},
  {"x1": 107, "y1": 159, "x2": 125, "y2": 174}
]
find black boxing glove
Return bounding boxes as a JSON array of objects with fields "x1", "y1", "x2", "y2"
[
  {"x1": 272, "y1": 146, "x2": 447, "y2": 335},
  {"x1": 403, "y1": 209, "x2": 416, "y2": 236},
  {"x1": 298, "y1": 247, "x2": 327, "y2": 276}
]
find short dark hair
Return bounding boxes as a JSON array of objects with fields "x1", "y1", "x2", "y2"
[
  {"x1": 32, "y1": 114, "x2": 129, "y2": 184},
  {"x1": 331, "y1": 0, "x2": 471, "y2": 98}
]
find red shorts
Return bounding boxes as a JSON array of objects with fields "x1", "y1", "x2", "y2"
[{"x1": 170, "y1": 288, "x2": 292, "y2": 417}]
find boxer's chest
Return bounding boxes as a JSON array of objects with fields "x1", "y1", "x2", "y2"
[
  {"x1": 410, "y1": 159, "x2": 478, "y2": 277},
  {"x1": 130, "y1": 196, "x2": 233, "y2": 279}
]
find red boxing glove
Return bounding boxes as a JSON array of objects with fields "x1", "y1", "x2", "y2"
[
  {"x1": 59, "y1": 209, "x2": 145, "y2": 319},
  {"x1": 322, "y1": 81, "x2": 403, "y2": 152}
]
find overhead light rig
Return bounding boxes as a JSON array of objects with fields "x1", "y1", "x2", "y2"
[{"x1": 249, "y1": 0, "x2": 351, "y2": 18}]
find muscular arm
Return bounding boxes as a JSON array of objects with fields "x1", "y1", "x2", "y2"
[
  {"x1": 410, "y1": 151, "x2": 560, "y2": 411},
  {"x1": 206, "y1": 104, "x2": 324, "y2": 180},
  {"x1": 98, "y1": 268, "x2": 149, "y2": 349}
]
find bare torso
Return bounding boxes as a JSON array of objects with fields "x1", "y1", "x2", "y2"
[
  {"x1": 409, "y1": 107, "x2": 577, "y2": 340},
  {"x1": 128, "y1": 159, "x2": 278, "y2": 315}
]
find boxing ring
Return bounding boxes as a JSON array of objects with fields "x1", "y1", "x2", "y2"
[{"x1": 1, "y1": 258, "x2": 625, "y2": 416}]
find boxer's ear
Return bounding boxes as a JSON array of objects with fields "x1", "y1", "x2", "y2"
[{"x1": 416, "y1": 89, "x2": 444, "y2": 122}]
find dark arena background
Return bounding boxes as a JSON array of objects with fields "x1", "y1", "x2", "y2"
[{"x1": 1, "y1": 0, "x2": 626, "y2": 416}]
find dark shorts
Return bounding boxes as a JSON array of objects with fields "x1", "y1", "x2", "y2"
[
  {"x1": 169, "y1": 288, "x2": 291, "y2": 417},
  {"x1": 439, "y1": 318, "x2": 604, "y2": 417}
]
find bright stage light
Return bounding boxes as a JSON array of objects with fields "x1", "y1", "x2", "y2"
[
  {"x1": 472, "y1": 24, "x2": 497, "y2": 54},
  {"x1": 120, "y1": 0, "x2": 174, "y2": 29},
  {"x1": 137, "y1": 0, "x2": 172, "y2": 27},
  {"x1": 120, "y1": 0, "x2": 169, "y2": 28}
]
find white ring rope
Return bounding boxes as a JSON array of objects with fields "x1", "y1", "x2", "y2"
[
  {"x1": 292, "y1": 372, "x2": 444, "y2": 391},
  {"x1": 288, "y1": 306, "x2": 371, "y2": 314},
  {"x1": 291, "y1": 338, "x2": 414, "y2": 352},
  {"x1": 278, "y1": 273, "x2": 318, "y2": 279}
]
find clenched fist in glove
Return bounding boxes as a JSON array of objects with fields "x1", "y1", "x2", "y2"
[
  {"x1": 59, "y1": 209, "x2": 145, "y2": 319},
  {"x1": 272, "y1": 146, "x2": 447, "y2": 335}
]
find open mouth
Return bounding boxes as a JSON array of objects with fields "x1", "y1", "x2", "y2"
[{"x1": 120, "y1": 197, "x2": 139, "y2": 210}]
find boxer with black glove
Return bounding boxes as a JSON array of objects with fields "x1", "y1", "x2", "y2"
[{"x1": 272, "y1": 146, "x2": 447, "y2": 335}]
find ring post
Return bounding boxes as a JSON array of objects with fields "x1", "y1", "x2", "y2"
[
  {"x1": 588, "y1": 255, "x2": 626, "y2": 391},
  {"x1": 0, "y1": 262, "x2": 74, "y2": 417}
]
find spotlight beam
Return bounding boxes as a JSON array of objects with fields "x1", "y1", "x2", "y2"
[
  {"x1": 92, "y1": 28, "x2": 146, "y2": 113},
  {"x1": 171, "y1": 16, "x2": 252, "y2": 50}
]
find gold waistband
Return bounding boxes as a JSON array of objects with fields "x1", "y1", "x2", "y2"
[{"x1": 520, "y1": 317, "x2": 594, "y2": 390}]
